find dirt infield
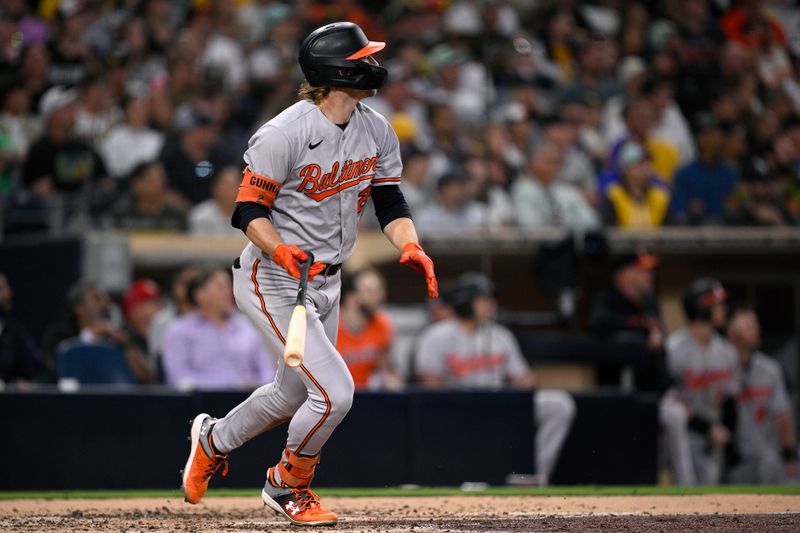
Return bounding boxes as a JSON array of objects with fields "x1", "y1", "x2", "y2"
[{"x1": 2, "y1": 494, "x2": 799, "y2": 532}]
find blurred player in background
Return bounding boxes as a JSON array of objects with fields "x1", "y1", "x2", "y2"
[
  {"x1": 726, "y1": 308, "x2": 798, "y2": 483},
  {"x1": 661, "y1": 278, "x2": 739, "y2": 485},
  {"x1": 414, "y1": 273, "x2": 576, "y2": 485},
  {"x1": 589, "y1": 249, "x2": 668, "y2": 392},
  {"x1": 336, "y1": 269, "x2": 401, "y2": 390}
]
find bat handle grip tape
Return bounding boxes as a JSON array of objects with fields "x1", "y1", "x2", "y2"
[{"x1": 295, "y1": 251, "x2": 315, "y2": 306}]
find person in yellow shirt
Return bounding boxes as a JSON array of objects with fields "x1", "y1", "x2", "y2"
[{"x1": 602, "y1": 141, "x2": 670, "y2": 229}]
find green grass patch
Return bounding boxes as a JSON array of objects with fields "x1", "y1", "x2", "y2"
[{"x1": 1, "y1": 485, "x2": 799, "y2": 500}]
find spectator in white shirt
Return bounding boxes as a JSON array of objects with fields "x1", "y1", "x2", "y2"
[
  {"x1": 415, "y1": 173, "x2": 488, "y2": 233},
  {"x1": 189, "y1": 165, "x2": 241, "y2": 235},
  {"x1": 511, "y1": 143, "x2": 600, "y2": 230},
  {"x1": 101, "y1": 92, "x2": 164, "y2": 180}
]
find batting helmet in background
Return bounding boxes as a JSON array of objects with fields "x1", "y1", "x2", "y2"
[
  {"x1": 298, "y1": 22, "x2": 388, "y2": 90},
  {"x1": 442, "y1": 273, "x2": 495, "y2": 319},
  {"x1": 683, "y1": 277, "x2": 727, "y2": 321}
]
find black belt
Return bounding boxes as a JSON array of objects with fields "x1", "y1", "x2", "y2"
[
  {"x1": 233, "y1": 256, "x2": 341, "y2": 276},
  {"x1": 319, "y1": 263, "x2": 342, "y2": 276}
]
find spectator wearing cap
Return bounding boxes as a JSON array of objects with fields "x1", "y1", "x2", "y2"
[
  {"x1": 100, "y1": 92, "x2": 165, "y2": 180},
  {"x1": 158, "y1": 105, "x2": 236, "y2": 206},
  {"x1": 512, "y1": 142, "x2": 600, "y2": 230},
  {"x1": 602, "y1": 141, "x2": 670, "y2": 229},
  {"x1": 725, "y1": 159, "x2": 796, "y2": 226},
  {"x1": 121, "y1": 278, "x2": 164, "y2": 370},
  {"x1": 414, "y1": 173, "x2": 488, "y2": 233},
  {"x1": 162, "y1": 266, "x2": 275, "y2": 390},
  {"x1": 19, "y1": 85, "x2": 111, "y2": 229},
  {"x1": 112, "y1": 161, "x2": 187, "y2": 232},
  {"x1": 670, "y1": 113, "x2": 739, "y2": 225},
  {"x1": 189, "y1": 165, "x2": 241, "y2": 235},
  {"x1": 588, "y1": 250, "x2": 667, "y2": 391},
  {"x1": 424, "y1": 43, "x2": 490, "y2": 127}
]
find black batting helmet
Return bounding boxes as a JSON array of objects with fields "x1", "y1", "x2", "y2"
[
  {"x1": 683, "y1": 277, "x2": 727, "y2": 321},
  {"x1": 441, "y1": 273, "x2": 495, "y2": 319},
  {"x1": 298, "y1": 22, "x2": 388, "y2": 90}
]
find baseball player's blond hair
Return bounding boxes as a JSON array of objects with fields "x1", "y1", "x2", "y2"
[{"x1": 298, "y1": 82, "x2": 331, "y2": 104}]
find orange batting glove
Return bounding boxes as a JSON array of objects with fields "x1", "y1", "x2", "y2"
[
  {"x1": 272, "y1": 244, "x2": 326, "y2": 280},
  {"x1": 399, "y1": 242, "x2": 438, "y2": 298}
]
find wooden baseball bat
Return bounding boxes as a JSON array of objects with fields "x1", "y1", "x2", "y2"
[{"x1": 283, "y1": 251, "x2": 314, "y2": 368}]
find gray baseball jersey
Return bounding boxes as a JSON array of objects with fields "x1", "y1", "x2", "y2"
[
  {"x1": 212, "y1": 99, "x2": 403, "y2": 466},
  {"x1": 414, "y1": 318, "x2": 530, "y2": 388},
  {"x1": 238, "y1": 99, "x2": 402, "y2": 265},
  {"x1": 736, "y1": 351, "x2": 791, "y2": 457},
  {"x1": 666, "y1": 328, "x2": 739, "y2": 423}
]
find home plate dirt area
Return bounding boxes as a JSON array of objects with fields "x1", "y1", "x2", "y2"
[{"x1": 1, "y1": 494, "x2": 799, "y2": 532}]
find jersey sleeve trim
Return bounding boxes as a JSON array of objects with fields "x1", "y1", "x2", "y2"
[
  {"x1": 372, "y1": 176, "x2": 401, "y2": 186},
  {"x1": 235, "y1": 166, "x2": 282, "y2": 208}
]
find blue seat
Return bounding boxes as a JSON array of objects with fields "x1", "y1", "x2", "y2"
[{"x1": 56, "y1": 341, "x2": 137, "y2": 385}]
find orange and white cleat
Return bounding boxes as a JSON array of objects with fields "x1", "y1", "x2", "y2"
[
  {"x1": 262, "y1": 469, "x2": 337, "y2": 527},
  {"x1": 181, "y1": 413, "x2": 229, "y2": 504}
]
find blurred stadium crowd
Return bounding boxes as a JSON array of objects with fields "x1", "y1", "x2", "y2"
[
  {"x1": 2, "y1": 0, "x2": 800, "y2": 234},
  {"x1": 1, "y1": 0, "x2": 800, "y2": 485}
]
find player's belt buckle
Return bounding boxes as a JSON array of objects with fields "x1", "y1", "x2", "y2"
[{"x1": 321, "y1": 263, "x2": 341, "y2": 276}]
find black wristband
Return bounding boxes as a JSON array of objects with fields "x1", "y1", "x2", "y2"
[
  {"x1": 372, "y1": 184, "x2": 412, "y2": 230},
  {"x1": 782, "y1": 446, "x2": 799, "y2": 462},
  {"x1": 232, "y1": 201, "x2": 270, "y2": 233}
]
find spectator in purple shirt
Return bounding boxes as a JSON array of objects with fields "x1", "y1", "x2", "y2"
[{"x1": 162, "y1": 266, "x2": 275, "y2": 390}]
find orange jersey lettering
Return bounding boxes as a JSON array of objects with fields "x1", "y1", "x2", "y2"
[{"x1": 297, "y1": 152, "x2": 379, "y2": 202}]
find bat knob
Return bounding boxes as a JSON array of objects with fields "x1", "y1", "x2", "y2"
[{"x1": 284, "y1": 352, "x2": 303, "y2": 368}]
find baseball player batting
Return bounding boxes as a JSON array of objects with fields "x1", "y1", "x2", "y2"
[
  {"x1": 183, "y1": 22, "x2": 438, "y2": 526},
  {"x1": 180, "y1": 22, "x2": 438, "y2": 526}
]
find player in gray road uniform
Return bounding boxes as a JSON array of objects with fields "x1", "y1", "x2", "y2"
[
  {"x1": 180, "y1": 22, "x2": 438, "y2": 526},
  {"x1": 414, "y1": 273, "x2": 576, "y2": 484},
  {"x1": 726, "y1": 308, "x2": 798, "y2": 484},
  {"x1": 661, "y1": 278, "x2": 740, "y2": 485}
]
